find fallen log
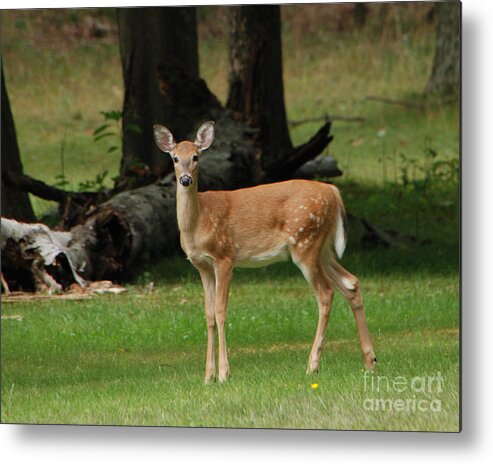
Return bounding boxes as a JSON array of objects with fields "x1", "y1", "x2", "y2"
[
  {"x1": 293, "y1": 154, "x2": 342, "y2": 180},
  {"x1": 1, "y1": 218, "x2": 88, "y2": 292}
]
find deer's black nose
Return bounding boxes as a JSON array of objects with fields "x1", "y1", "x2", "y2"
[{"x1": 179, "y1": 175, "x2": 193, "y2": 187}]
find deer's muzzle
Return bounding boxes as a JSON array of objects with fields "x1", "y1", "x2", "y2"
[{"x1": 179, "y1": 175, "x2": 193, "y2": 187}]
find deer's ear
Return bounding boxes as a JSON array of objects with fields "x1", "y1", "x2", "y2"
[
  {"x1": 195, "y1": 121, "x2": 215, "y2": 152},
  {"x1": 154, "y1": 124, "x2": 176, "y2": 154}
]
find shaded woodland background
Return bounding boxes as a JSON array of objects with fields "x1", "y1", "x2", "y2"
[{"x1": 0, "y1": 3, "x2": 459, "y2": 291}]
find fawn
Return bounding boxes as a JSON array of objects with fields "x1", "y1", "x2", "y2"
[{"x1": 154, "y1": 121, "x2": 376, "y2": 383}]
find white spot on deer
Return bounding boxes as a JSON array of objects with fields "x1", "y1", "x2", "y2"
[
  {"x1": 342, "y1": 277, "x2": 356, "y2": 291},
  {"x1": 288, "y1": 236, "x2": 296, "y2": 245},
  {"x1": 298, "y1": 242, "x2": 304, "y2": 248},
  {"x1": 298, "y1": 227, "x2": 304, "y2": 233},
  {"x1": 295, "y1": 218, "x2": 299, "y2": 223},
  {"x1": 309, "y1": 213, "x2": 317, "y2": 221}
]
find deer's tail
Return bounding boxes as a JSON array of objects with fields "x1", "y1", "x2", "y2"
[{"x1": 333, "y1": 188, "x2": 347, "y2": 260}]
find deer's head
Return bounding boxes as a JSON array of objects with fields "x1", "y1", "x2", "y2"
[{"x1": 153, "y1": 121, "x2": 215, "y2": 188}]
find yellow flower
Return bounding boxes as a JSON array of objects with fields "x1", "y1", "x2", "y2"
[{"x1": 310, "y1": 383, "x2": 319, "y2": 390}]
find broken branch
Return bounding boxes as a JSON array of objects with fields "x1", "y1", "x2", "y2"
[{"x1": 289, "y1": 115, "x2": 365, "y2": 128}]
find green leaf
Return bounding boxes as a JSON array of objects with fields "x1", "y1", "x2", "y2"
[
  {"x1": 93, "y1": 124, "x2": 110, "y2": 136},
  {"x1": 94, "y1": 132, "x2": 116, "y2": 142},
  {"x1": 100, "y1": 110, "x2": 122, "y2": 122},
  {"x1": 107, "y1": 146, "x2": 119, "y2": 153},
  {"x1": 96, "y1": 170, "x2": 108, "y2": 183}
]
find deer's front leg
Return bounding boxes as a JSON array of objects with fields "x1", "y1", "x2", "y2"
[
  {"x1": 214, "y1": 259, "x2": 233, "y2": 383},
  {"x1": 197, "y1": 264, "x2": 216, "y2": 384}
]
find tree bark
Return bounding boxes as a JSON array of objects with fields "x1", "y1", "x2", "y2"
[
  {"x1": 353, "y1": 3, "x2": 368, "y2": 29},
  {"x1": 424, "y1": 1, "x2": 460, "y2": 97},
  {"x1": 1, "y1": 61, "x2": 36, "y2": 222},
  {"x1": 117, "y1": 7, "x2": 200, "y2": 178},
  {"x1": 226, "y1": 5, "x2": 293, "y2": 177}
]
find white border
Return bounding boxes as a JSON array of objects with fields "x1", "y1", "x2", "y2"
[{"x1": 2, "y1": 0, "x2": 492, "y2": 462}]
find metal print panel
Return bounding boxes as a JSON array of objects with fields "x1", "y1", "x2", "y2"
[{"x1": 0, "y1": 2, "x2": 460, "y2": 431}]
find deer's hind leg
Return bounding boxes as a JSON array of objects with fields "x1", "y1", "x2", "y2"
[
  {"x1": 291, "y1": 247, "x2": 335, "y2": 374},
  {"x1": 324, "y1": 257, "x2": 377, "y2": 369}
]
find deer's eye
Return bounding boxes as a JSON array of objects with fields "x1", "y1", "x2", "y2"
[
  {"x1": 192, "y1": 155, "x2": 198, "y2": 162},
  {"x1": 173, "y1": 156, "x2": 179, "y2": 163}
]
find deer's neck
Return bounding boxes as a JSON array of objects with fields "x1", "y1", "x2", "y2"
[{"x1": 176, "y1": 183, "x2": 200, "y2": 233}]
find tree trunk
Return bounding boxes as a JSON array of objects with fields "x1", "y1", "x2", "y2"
[
  {"x1": 424, "y1": 1, "x2": 460, "y2": 97},
  {"x1": 226, "y1": 5, "x2": 293, "y2": 178},
  {"x1": 353, "y1": 3, "x2": 368, "y2": 29},
  {"x1": 1, "y1": 61, "x2": 35, "y2": 222},
  {"x1": 117, "y1": 6, "x2": 200, "y2": 179}
]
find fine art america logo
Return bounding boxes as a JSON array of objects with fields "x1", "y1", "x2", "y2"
[{"x1": 362, "y1": 371, "x2": 444, "y2": 413}]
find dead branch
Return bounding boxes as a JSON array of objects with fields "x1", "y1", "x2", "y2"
[
  {"x1": 267, "y1": 122, "x2": 334, "y2": 182},
  {"x1": 289, "y1": 115, "x2": 366, "y2": 128},
  {"x1": 365, "y1": 95, "x2": 456, "y2": 110},
  {"x1": 3, "y1": 169, "x2": 81, "y2": 204},
  {"x1": 2, "y1": 169, "x2": 109, "y2": 229}
]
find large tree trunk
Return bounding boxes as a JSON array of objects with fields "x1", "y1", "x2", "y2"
[
  {"x1": 117, "y1": 7, "x2": 200, "y2": 179},
  {"x1": 1, "y1": 61, "x2": 36, "y2": 222},
  {"x1": 424, "y1": 1, "x2": 460, "y2": 97},
  {"x1": 227, "y1": 5, "x2": 292, "y2": 178}
]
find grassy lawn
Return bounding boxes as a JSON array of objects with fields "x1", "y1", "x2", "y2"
[
  {"x1": 1, "y1": 6, "x2": 459, "y2": 431},
  {"x1": 1, "y1": 255, "x2": 459, "y2": 430}
]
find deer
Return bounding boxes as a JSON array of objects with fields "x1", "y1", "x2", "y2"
[{"x1": 153, "y1": 121, "x2": 377, "y2": 384}]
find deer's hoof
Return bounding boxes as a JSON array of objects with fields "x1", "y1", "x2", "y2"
[
  {"x1": 365, "y1": 355, "x2": 378, "y2": 370},
  {"x1": 218, "y1": 368, "x2": 230, "y2": 384}
]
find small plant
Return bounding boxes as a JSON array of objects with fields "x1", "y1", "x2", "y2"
[
  {"x1": 77, "y1": 170, "x2": 109, "y2": 192},
  {"x1": 92, "y1": 109, "x2": 123, "y2": 155},
  {"x1": 93, "y1": 109, "x2": 142, "y2": 155},
  {"x1": 92, "y1": 110, "x2": 143, "y2": 188},
  {"x1": 54, "y1": 130, "x2": 70, "y2": 189},
  {"x1": 392, "y1": 137, "x2": 458, "y2": 195},
  {"x1": 51, "y1": 110, "x2": 144, "y2": 193}
]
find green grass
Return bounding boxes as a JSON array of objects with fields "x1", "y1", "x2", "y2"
[
  {"x1": 0, "y1": 7, "x2": 459, "y2": 431},
  {"x1": 2, "y1": 256, "x2": 459, "y2": 430}
]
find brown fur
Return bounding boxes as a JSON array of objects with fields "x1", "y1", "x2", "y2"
[
  {"x1": 194, "y1": 180, "x2": 340, "y2": 262},
  {"x1": 154, "y1": 123, "x2": 377, "y2": 384}
]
